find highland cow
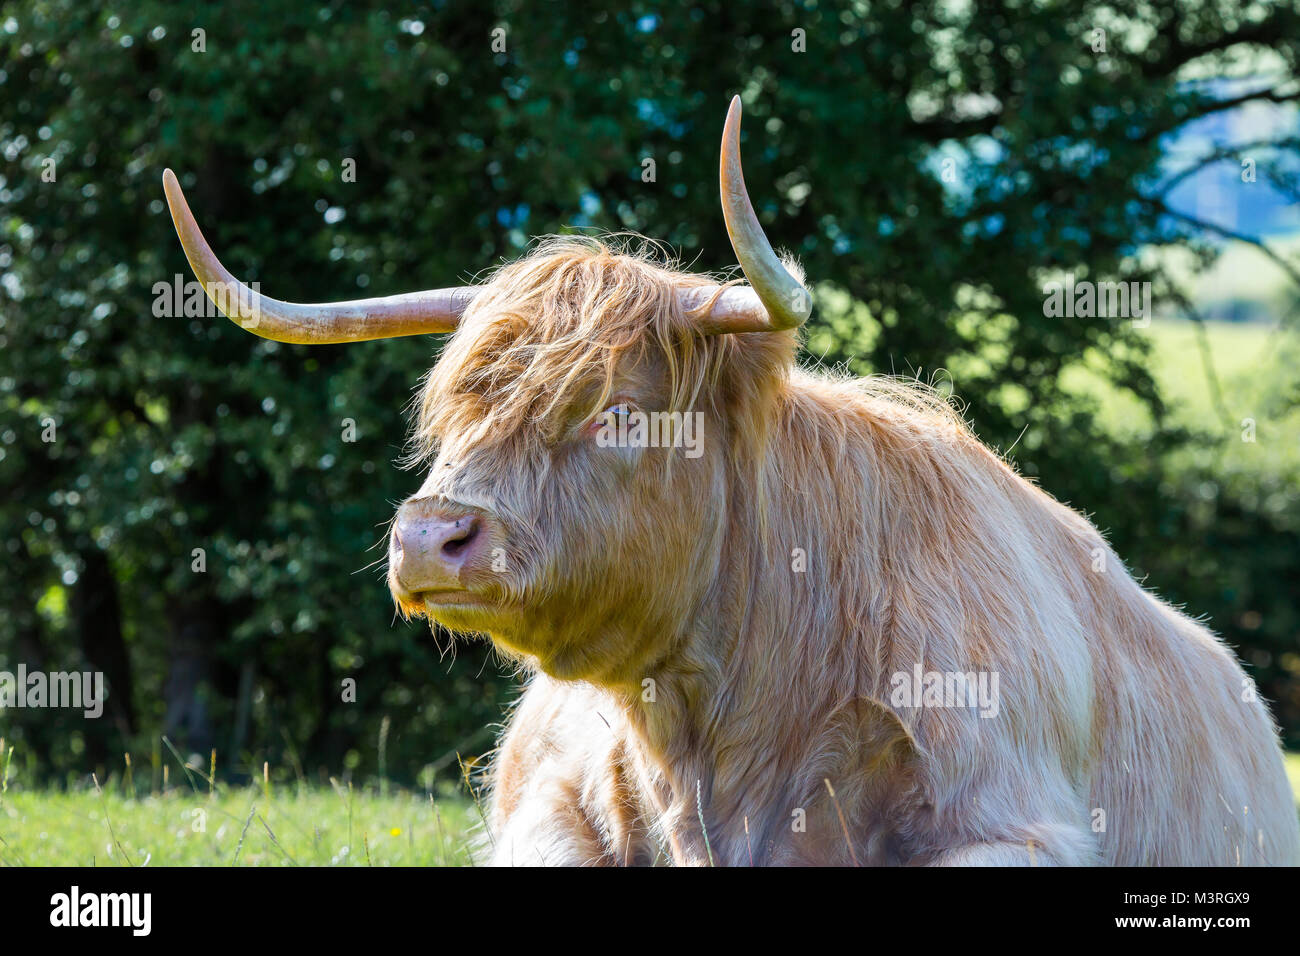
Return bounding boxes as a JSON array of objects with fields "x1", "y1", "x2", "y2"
[{"x1": 163, "y1": 97, "x2": 1300, "y2": 866}]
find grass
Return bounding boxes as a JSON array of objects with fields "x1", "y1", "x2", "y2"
[
  {"x1": 1062, "y1": 319, "x2": 1278, "y2": 430},
  {"x1": 0, "y1": 757, "x2": 1296, "y2": 866},
  {"x1": 0, "y1": 781, "x2": 478, "y2": 866}
]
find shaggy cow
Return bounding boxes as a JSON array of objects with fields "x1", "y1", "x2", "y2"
[{"x1": 163, "y1": 98, "x2": 1300, "y2": 866}]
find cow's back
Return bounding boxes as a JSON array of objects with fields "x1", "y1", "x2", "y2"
[{"x1": 1085, "y1": 589, "x2": 1299, "y2": 865}]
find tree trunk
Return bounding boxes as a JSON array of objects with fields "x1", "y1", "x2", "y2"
[
  {"x1": 162, "y1": 597, "x2": 218, "y2": 759},
  {"x1": 72, "y1": 547, "x2": 136, "y2": 767}
]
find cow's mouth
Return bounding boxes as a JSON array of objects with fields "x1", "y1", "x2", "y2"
[
  {"x1": 417, "y1": 590, "x2": 508, "y2": 637},
  {"x1": 417, "y1": 589, "x2": 490, "y2": 608},
  {"x1": 417, "y1": 589, "x2": 508, "y2": 628}
]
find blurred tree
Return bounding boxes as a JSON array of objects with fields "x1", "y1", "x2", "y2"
[{"x1": 1, "y1": 0, "x2": 1298, "y2": 784}]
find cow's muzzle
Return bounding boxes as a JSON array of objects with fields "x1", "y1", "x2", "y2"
[{"x1": 389, "y1": 499, "x2": 493, "y2": 601}]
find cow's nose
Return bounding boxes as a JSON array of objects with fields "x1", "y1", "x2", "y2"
[{"x1": 390, "y1": 507, "x2": 485, "y2": 592}]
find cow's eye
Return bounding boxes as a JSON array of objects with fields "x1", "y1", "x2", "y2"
[{"x1": 587, "y1": 400, "x2": 634, "y2": 437}]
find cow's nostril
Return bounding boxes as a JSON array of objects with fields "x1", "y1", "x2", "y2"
[{"x1": 441, "y1": 516, "x2": 481, "y2": 560}]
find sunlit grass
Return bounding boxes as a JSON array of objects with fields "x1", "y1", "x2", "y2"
[
  {"x1": 1285, "y1": 752, "x2": 1300, "y2": 811},
  {"x1": 0, "y1": 752, "x2": 1295, "y2": 866},
  {"x1": 0, "y1": 781, "x2": 478, "y2": 866}
]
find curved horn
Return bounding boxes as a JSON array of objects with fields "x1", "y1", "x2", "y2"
[
  {"x1": 688, "y1": 96, "x2": 812, "y2": 335},
  {"x1": 162, "y1": 169, "x2": 474, "y2": 344}
]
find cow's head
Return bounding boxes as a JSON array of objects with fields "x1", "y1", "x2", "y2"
[{"x1": 164, "y1": 97, "x2": 810, "y2": 683}]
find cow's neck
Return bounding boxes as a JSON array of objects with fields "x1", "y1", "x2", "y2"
[
  {"x1": 606, "y1": 390, "x2": 906, "y2": 864},
  {"x1": 608, "y1": 544, "x2": 842, "y2": 864}
]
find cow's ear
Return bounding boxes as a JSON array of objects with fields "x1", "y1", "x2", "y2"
[{"x1": 707, "y1": 328, "x2": 797, "y2": 424}]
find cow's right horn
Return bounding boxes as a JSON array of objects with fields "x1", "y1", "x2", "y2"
[{"x1": 162, "y1": 169, "x2": 475, "y2": 343}]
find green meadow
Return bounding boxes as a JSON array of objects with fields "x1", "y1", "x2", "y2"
[
  {"x1": 0, "y1": 780, "x2": 479, "y2": 867},
  {"x1": 1062, "y1": 317, "x2": 1300, "y2": 479},
  {"x1": 1, "y1": 755, "x2": 1296, "y2": 866},
  {"x1": 1288, "y1": 752, "x2": 1300, "y2": 810}
]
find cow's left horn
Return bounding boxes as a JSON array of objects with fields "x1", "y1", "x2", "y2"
[
  {"x1": 687, "y1": 96, "x2": 813, "y2": 335},
  {"x1": 162, "y1": 169, "x2": 474, "y2": 343}
]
